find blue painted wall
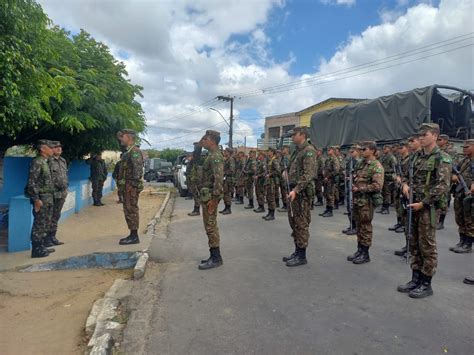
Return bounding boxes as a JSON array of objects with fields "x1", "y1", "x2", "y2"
[{"x1": 0, "y1": 157, "x2": 32, "y2": 205}]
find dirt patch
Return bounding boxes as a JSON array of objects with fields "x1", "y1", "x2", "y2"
[{"x1": 0, "y1": 268, "x2": 132, "y2": 354}]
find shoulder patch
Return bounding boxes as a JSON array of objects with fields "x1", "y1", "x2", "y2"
[
  {"x1": 305, "y1": 152, "x2": 314, "y2": 157},
  {"x1": 440, "y1": 155, "x2": 452, "y2": 164},
  {"x1": 132, "y1": 152, "x2": 140, "y2": 158}
]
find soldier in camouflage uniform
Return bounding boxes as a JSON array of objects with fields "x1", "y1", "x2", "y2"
[
  {"x1": 398, "y1": 123, "x2": 452, "y2": 299},
  {"x1": 336, "y1": 146, "x2": 345, "y2": 207},
  {"x1": 244, "y1": 150, "x2": 257, "y2": 209},
  {"x1": 117, "y1": 129, "x2": 144, "y2": 245},
  {"x1": 278, "y1": 145, "x2": 290, "y2": 212},
  {"x1": 253, "y1": 151, "x2": 267, "y2": 213},
  {"x1": 347, "y1": 141, "x2": 384, "y2": 264},
  {"x1": 342, "y1": 144, "x2": 361, "y2": 236},
  {"x1": 220, "y1": 148, "x2": 236, "y2": 215},
  {"x1": 234, "y1": 151, "x2": 246, "y2": 205},
  {"x1": 46, "y1": 141, "x2": 67, "y2": 247},
  {"x1": 197, "y1": 130, "x2": 225, "y2": 270},
  {"x1": 263, "y1": 147, "x2": 280, "y2": 221},
  {"x1": 26, "y1": 140, "x2": 56, "y2": 258},
  {"x1": 378, "y1": 145, "x2": 397, "y2": 214},
  {"x1": 436, "y1": 134, "x2": 457, "y2": 230},
  {"x1": 320, "y1": 146, "x2": 339, "y2": 217},
  {"x1": 112, "y1": 154, "x2": 124, "y2": 203},
  {"x1": 449, "y1": 139, "x2": 473, "y2": 257},
  {"x1": 188, "y1": 142, "x2": 203, "y2": 216},
  {"x1": 314, "y1": 148, "x2": 325, "y2": 206},
  {"x1": 390, "y1": 142, "x2": 409, "y2": 234},
  {"x1": 282, "y1": 127, "x2": 317, "y2": 267},
  {"x1": 88, "y1": 152, "x2": 108, "y2": 206}
]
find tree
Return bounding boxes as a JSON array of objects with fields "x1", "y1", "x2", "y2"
[{"x1": 158, "y1": 148, "x2": 186, "y2": 163}]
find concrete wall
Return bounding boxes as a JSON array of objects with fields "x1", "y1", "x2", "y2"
[{"x1": 0, "y1": 157, "x2": 116, "y2": 252}]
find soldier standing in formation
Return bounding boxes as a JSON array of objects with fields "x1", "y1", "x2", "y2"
[
  {"x1": 282, "y1": 127, "x2": 317, "y2": 267},
  {"x1": 88, "y1": 152, "x2": 108, "y2": 206},
  {"x1": 398, "y1": 123, "x2": 451, "y2": 299},
  {"x1": 112, "y1": 154, "x2": 124, "y2": 203},
  {"x1": 320, "y1": 146, "x2": 339, "y2": 217},
  {"x1": 342, "y1": 144, "x2": 361, "y2": 236},
  {"x1": 253, "y1": 151, "x2": 267, "y2": 213},
  {"x1": 263, "y1": 147, "x2": 280, "y2": 221},
  {"x1": 234, "y1": 151, "x2": 246, "y2": 205},
  {"x1": 278, "y1": 145, "x2": 290, "y2": 212},
  {"x1": 46, "y1": 141, "x2": 67, "y2": 247},
  {"x1": 389, "y1": 142, "x2": 408, "y2": 234},
  {"x1": 220, "y1": 147, "x2": 235, "y2": 215},
  {"x1": 244, "y1": 150, "x2": 257, "y2": 210},
  {"x1": 450, "y1": 139, "x2": 473, "y2": 258},
  {"x1": 117, "y1": 129, "x2": 144, "y2": 245},
  {"x1": 347, "y1": 141, "x2": 384, "y2": 264},
  {"x1": 188, "y1": 142, "x2": 203, "y2": 216},
  {"x1": 314, "y1": 148, "x2": 325, "y2": 206},
  {"x1": 436, "y1": 134, "x2": 457, "y2": 230},
  {"x1": 26, "y1": 140, "x2": 56, "y2": 258},
  {"x1": 378, "y1": 144, "x2": 397, "y2": 214},
  {"x1": 197, "y1": 130, "x2": 224, "y2": 270}
]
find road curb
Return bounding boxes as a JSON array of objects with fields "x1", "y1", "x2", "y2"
[
  {"x1": 133, "y1": 251, "x2": 149, "y2": 280},
  {"x1": 146, "y1": 191, "x2": 171, "y2": 234}
]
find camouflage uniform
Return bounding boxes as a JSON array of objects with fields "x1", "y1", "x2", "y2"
[
  {"x1": 437, "y1": 141, "x2": 457, "y2": 227},
  {"x1": 222, "y1": 154, "x2": 236, "y2": 206},
  {"x1": 89, "y1": 157, "x2": 108, "y2": 204},
  {"x1": 322, "y1": 154, "x2": 339, "y2": 211},
  {"x1": 26, "y1": 155, "x2": 54, "y2": 244},
  {"x1": 279, "y1": 153, "x2": 290, "y2": 208},
  {"x1": 337, "y1": 152, "x2": 345, "y2": 205},
  {"x1": 254, "y1": 157, "x2": 267, "y2": 209},
  {"x1": 49, "y1": 153, "x2": 68, "y2": 240},
  {"x1": 265, "y1": 155, "x2": 280, "y2": 212},
  {"x1": 452, "y1": 154, "x2": 473, "y2": 252},
  {"x1": 120, "y1": 145, "x2": 144, "y2": 231},
  {"x1": 380, "y1": 150, "x2": 397, "y2": 211},
  {"x1": 244, "y1": 156, "x2": 257, "y2": 206},
  {"x1": 314, "y1": 152, "x2": 325, "y2": 205},
  {"x1": 234, "y1": 156, "x2": 245, "y2": 201},
  {"x1": 112, "y1": 160, "x2": 124, "y2": 203},
  {"x1": 287, "y1": 141, "x2": 317, "y2": 249},
  {"x1": 200, "y1": 148, "x2": 224, "y2": 248}
]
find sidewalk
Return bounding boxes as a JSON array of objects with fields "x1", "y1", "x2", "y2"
[{"x1": 0, "y1": 186, "x2": 166, "y2": 271}]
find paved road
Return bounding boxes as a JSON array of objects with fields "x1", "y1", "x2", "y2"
[{"x1": 125, "y1": 196, "x2": 473, "y2": 354}]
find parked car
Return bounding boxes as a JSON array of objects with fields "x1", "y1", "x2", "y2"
[
  {"x1": 173, "y1": 154, "x2": 189, "y2": 197},
  {"x1": 144, "y1": 159, "x2": 173, "y2": 182}
]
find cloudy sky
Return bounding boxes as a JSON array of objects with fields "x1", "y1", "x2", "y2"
[{"x1": 38, "y1": 0, "x2": 473, "y2": 149}]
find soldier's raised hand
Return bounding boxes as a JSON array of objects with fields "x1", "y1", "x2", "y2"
[{"x1": 34, "y1": 200, "x2": 43, "y2": 213}]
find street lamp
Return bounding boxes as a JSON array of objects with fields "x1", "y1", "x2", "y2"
[{"x1": 209, "y1": 107, "x2": 230, "y2": 127}]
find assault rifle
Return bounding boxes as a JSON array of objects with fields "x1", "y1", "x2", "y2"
[
  {"x1": 346, "y1": 158, "x2": 354, "y2": 230},
  {"x1": 282, "y1": 158, "x2": 294, "y2": 218},
  {"x1": 452, "y1": 165, "x2": 472, "y2": 210},
  {"x1": 235, "y1": 156, "x2": 249, "y2": 183},
  {"x1": 405, "y1": 156, "x2": 414, "y2": 264}
]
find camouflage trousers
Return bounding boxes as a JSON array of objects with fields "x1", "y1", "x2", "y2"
[
  {"x1": 92, "y1": 179, "x2": 105, "y2": 202},
  {"x1": 236, "y1": 177, "x2": 245, "y2": 198},
  {"x1": 202, "y1": 198, "x2": 221, "y2": 248},
  {"x1": 315, "y1": 177, "x2": 323, "y2": 200},
  {"x1": 454, "y1": 196, "x2": 474, "y2": 237},
  {"x1": 265, "y1": 180, "x2": 277, "y2": 210},
  {"x1": 279, "y1": 179, "x2": 288, "y2": 205},
  {"x1": 394, "y1": 190, "x2": 402, "y2": 219},
  {"x1": 288, "y1": 196, "x2": 312, "y2": 248},
  {"x1": 189, "y1": 181, "x2": 200, "y2": 208},
  {"x1": 255, "y1": 179, "x2": 265, "y2": 206},
  {"x1": 245, "y1": 178, "x2": 255, "y2": 201},
  {"x1": 123, "y1": 183, "x2": 141, "y2": 231},
  {"x1": 354, "y1": 202, "x2": 375, "y2": 247},
  {"x1": 382, "y1": 178, "x2": 394, "y2": 205},
  {"x1": 51, "y1": 194, "x2": 67, "y2": 234},
  {"x1": 409, "y1": 208, "x2": 438, "y2": 277},
  {"x1": 117, "y1": 186, "x2": 124, "y2": 203},
  {"x1": 31, "y1": 194, "x2": 54, "y2": 242},
  {"x1": 223, "y1": 180, "x2": 235, "y2": 205},
  {"x1": 324, "y1": 180, "x2": 335, "y2": 208},
  {"x1": 338, "y1": 177, "x2": 345, "y2": 201}
]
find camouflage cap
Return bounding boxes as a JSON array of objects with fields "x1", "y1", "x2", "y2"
[
  {"x1": 360, "y1": 140, "x2": 377, "y2": 150},
  {"x1": 224, "y1": 147, "x2": 233, "y2": 153},
  {"x1": 36, "y1": 139, "x2": 55, "y2": 148},
  {"x1": 408, "y1": 134, "x2": 420, "y2": 141},
  {"x1": 418, "y1": 123, "x2": 440, "y2": 133},
  {"x1": 398, "y1": 140, "x2": 408, "y2": 146},
  {"x1": 50, "y1": 140, "x2": 62, "y2": 147},
  {"x1": 334, "y1": 145, "x2": 341, "y2": 150},
  {"x1": 350, "y1": 143, "x2": 362, "y2": 151},
  {"x1": 249, "y1": 150, "x2": 256, "y2": 154},
  {"x1": 438, "y1": 134, "x2": 449, "y2": 140},
  {"x1": 289, "y1": 126, "x2": 309, "y2": 136},
  {"x1": 383, "y1": 144, "x2": 392, "y2": 148},
  {"x1": 462, "y1": 138, "x2": 474, "y2": 147}
]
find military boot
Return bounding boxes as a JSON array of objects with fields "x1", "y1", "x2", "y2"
[
  {"x1": 264, "y1": 209, "x2": 275, "y2": 221},
  {"x1": 188, "y1": 206, "x2": 200, "y2": 216},
  {"x1": 286, "y1": 247, "x2": 307, "y2": 267},
  {"x1": 43, "y1": 234, "x2": 55, "y2": 248},
  {"x1": 449, "y1": 234, "x2": 466, "y2": 252},
  {"x1": 436, "y1": 213, "x2": 446, "y2": 230},
  {"x1": 394, "y1": 244, "x2": 408, "y2": 256},
  {"x1": 319, "y1": 207, "x2": 330, "y2": 216},
  {"x1": 314, "y1": 198, "x2": 323, "y2": 206},
  {"x1": 40, "y1": 240, "x2": 55, "y2": 253},
  {"x1": 277, "y1": 203, "x2": 287, "y2": 212},
  {"x1": 389, "y1": 218, "x2": 402, "y2": 231},
  {"x1": 380, "y1": 204, "x2": 390, "y2": 214},
  {"x1": 50, "y1": 232, "x2": 64, "y2": 246},
  {"x1": 219, "y1": 206, "x2": 227, "y2": 213},
  {"x1": 199, "y1": 247, "x2": 223, "y2": 270},
  {"x1": 395, "y1": 225, "x2": 405, "y2": 233},
  {"x1": 408, "y1": 273, "x2": 433, "y2": 299},
  {"x1": 235, "y1": 196, "x2": 244, "y2": 205},
  {"x1": 352, "y1": 245, "x2": 370, "y2": 264},
  {"x1": 282, "y1": 245, "x2": 297, "y2": 262},
  {"x1": 31, "y1": 241, "x2": 49, "y2": 258},
  {"x1": 119, "y1": 230, "x2": 140, "y2": 245},
  {"x1": 244, "y1": 199, "x2": 254, "y2": 209},
  {"x1": 93, "y1": 199, "x2": 101, "y2": 206},
  {"x1": 334, "y1": 202, "x2": 339, "y2": 210},
  {"x1": 254, "y1": 205, "x2": 265, "y2": 213},
  {"x1": 275, "y1": 198, "x2": 280, "y2": 208},
  {"x1": 99, "y1": 199, "x2": 105, "y2": 206},
  {"x1": 397, "y1": 270, "x2": 421, "y2": 293},
  {"x1": 347, "y1": 243, "x2": 362, "y2": 261},
  {"x1": 321, "y1": 207, "x2": 333, "y2": 217},
  {"x1": 463, "y1": 276, "x2": 474, "y2": 285},
  {"x1": 222, "y1": 205, "x2": 232, "y2": 215},
  {"x1": 452, "y1": 237, "x2": 472, "y2": 254}
]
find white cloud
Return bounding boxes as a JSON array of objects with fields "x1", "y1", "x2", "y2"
[
  {"x1": 320, "y1": 0, "x2": 356, "y2": 6},
  {"x1": 38, "y1": 0, "x2": 472, "y2": 149}
]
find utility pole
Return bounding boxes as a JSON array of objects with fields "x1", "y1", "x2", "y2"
[{"x1": 217, "y1": 95, "x2": 234, "y2": 148}]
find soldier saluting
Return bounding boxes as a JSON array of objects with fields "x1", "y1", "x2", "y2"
[
  {"x1": 282, "y1": 127, "x2": 317, "y2": 267},
  {"x1": 117, "y1": 129, "x2": 144, "y2": 245}
]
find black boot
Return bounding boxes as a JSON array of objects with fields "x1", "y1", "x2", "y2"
[
  {"x1": 395, "y1": 224, "x2": 405, "y2": 233},
  {"x1": 394, "y1": 244, "x2": 408, "y2": 256},
  {"x1": 282, "y1": 245, "x2": 297, "y2": 262},
  {"x1": 452, "y1": 236, "x2": 472, "y2": 254},
  {"x1": 347, "y1": 243, "x2": 362, "y2": 261},
  {"x1": 352, "y1": 245, "x2": 370, "y2": 264},
  {"x1": 380, "y1": 204, "x2": 390, "y2": 214},
  {"x1": 409, "y1": 273, "x2": 433, "y2": 299},
  {"x1": 119, "y1": 230, "x2": 140, "y2": 245},
  {"x1": 50, "y1": 232, "x2": 64, "y2": 246},
  {"x1": 450, "y1": 234, "x2": 466, "y2": 252},
  {"x1": 43, "y1": 234, "x2": 55, "y2": 248},
  {"x1": 314, "y1": 198, "x2": 323, "y2": 206},
  {"x1": 321, "y1": 207, "x2": 333, "y2": 217},
  {"x1": 254, "y1": 205, "x2": 265, "y2": 213},
  {"x1": 93, "y1": 199, "x2": 101, "y2": 206},
  {"x1": 436, "y1": 213, "x2": 446, "y2": 230},
  {"x1": 31, "y1": 241, "x2": 49, "y2": 258},
  {"x1": 278, "y1": 203, "x2": 287, "y2": 212},
  {"x1": 99, "y1": 199, "x2": 105, "y2": 206},
  {"x1": 199, "y1": 247, "x2": 223, "y2": 270},
  {"x1": 235, "y1": 196, "x2": 244, "y2": 205},
  {"x1": 463, "y1": 276, "x2": 474, "y2": 285},
  {"x1": 397, "y1": 270, "x2": 421, "y2": 293},
  {"x1": 275, "y1": 198, "x2": 280, "y2": 208},
  {"x1": 286, "y1": 247, "x2": 307, "y2": 267},
  {"x1": 334, "y1": 202, "x2": 339, "y2": 210},
  {"x1": 244, "y1": 199, "x2": 254, "y2": 209},
  {"x1": 222, "y1": 205, "x2": 232, "y2": 215},
  {"x1": 389, "y1": 217, "x2": 401, "y2": 231},
  {"x1": 264, "y1": 209, "x2": 275, "y2": 221},
  {"x1": 188, "y1": 206, "x2": 200, "y2": 216}
]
